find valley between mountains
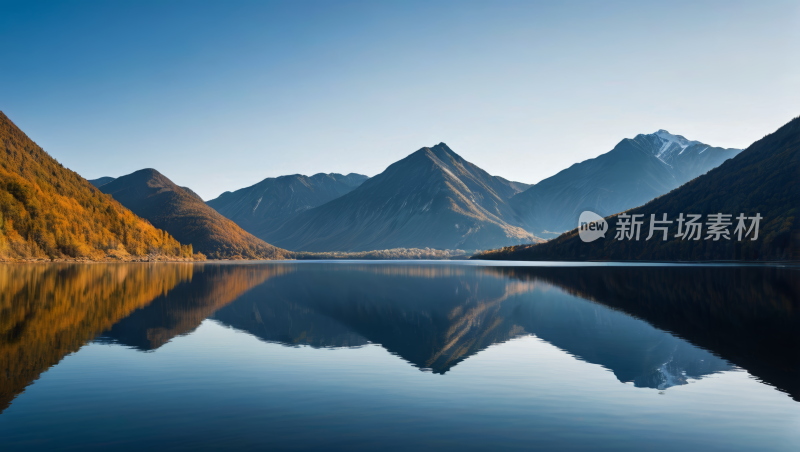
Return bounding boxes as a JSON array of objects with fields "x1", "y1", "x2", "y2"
[{"x1": 1, "y1": 109, "x2": 796, "y2": 262}]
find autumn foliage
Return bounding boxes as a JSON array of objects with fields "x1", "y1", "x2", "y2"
[{"x1": 0, "y1": 111, "x2": 195, "y2": 260}]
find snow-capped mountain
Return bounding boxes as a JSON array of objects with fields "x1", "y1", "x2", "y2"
[
  {"x1": 640, "y1": 130, "x2": 743, "y2": 181},
  {"x1": 650, "y1": 129, "x2": 700, "y2": 163},
  {"x1": 510, "y1": 131, "x2": 742, "y2": 237}
]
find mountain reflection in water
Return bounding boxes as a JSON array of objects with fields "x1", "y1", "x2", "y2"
[{"x1": 1, "y1": 262, "x2": 798, "y2": 416}]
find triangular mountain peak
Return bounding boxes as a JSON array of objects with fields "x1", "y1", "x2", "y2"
[
  {"x1": 262, "y1": 143, "x2": 539, "y2": 252},
  {"x1": 100, "y1": 169, "x2": 288, "y2": 259}
]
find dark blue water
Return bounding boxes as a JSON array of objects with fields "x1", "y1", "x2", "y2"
[{"x1": 1, "y1": 262, "x2": 798, "y2": 450}]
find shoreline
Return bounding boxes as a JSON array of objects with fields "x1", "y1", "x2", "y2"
[
  {"x1": 0, "y1": 257, "x2": 796, "y2": 265},
  {"x1": 0, "y1": 255, "x2": 201, "y2": 264}
]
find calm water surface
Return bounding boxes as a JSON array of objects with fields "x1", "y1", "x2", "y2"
[{"x1": 1, "y1": 262, "x2": 798, "y2": 451}]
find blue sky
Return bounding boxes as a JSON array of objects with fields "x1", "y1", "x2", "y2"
[{"x1": 1, "y1": 0, "x2": 798, "y2": 200}]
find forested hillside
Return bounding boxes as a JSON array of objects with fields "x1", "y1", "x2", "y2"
[{"x1": 0, "y1": 111, "x2": 194, "y2": 260}]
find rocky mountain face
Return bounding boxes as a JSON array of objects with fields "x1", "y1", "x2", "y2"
[
  {"x1": 206, "y1": 173, "x2": 368, "y2": 241},
  {"x1": 99, "y1": 169, "x2": 289, "y2": 259},
  {"x1": 511, "y1": 130, "x2": 741, "y2": 237},
  {"x1": 647, "y1": 130, "x2": 739, "y2": 179},
  {"x1": 264, "y1": 143, "x2": 539, "y2": 252}
]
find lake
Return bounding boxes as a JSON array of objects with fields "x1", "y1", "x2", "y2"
[{"x1": 1, "y1": 261, "x2": 799, "y2": 451}]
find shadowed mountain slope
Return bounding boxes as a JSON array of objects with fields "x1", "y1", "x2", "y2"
[
  {"x1": 206, "y1": 173, "x2": 368, "y2": 241},
  {"x1": 480, "y1": 116, "x2": 800, "y2": 261},
  {"x1": 0, "y1": 111, "x2": 191, "y2": 260},
  {"x1": 511, "y1": 130, "x2": 741, "y2": 237},
  {"x1": 88, "y1": 177, "x2": 115, "y2": 187},
  {"x1": 99, "y1": 169, "x2": 289, "y2": 259},
  {"x1": 265, "y1": 143, "x2": 539, "y2": 252}
]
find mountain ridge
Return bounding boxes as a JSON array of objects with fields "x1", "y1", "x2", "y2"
[{"x1": 206, "y1": 172, "x2": 368, "y2": 241}]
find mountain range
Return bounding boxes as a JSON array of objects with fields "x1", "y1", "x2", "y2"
[
  {"x1": 2, "y1": 107, "x2": 788, "y2": 261},
  {"x1": 259, "y1": 143, "x2": 538, "y2": 252},
  {"x1": 205, "y1": 134, "x2": 738, "y2": 253},
  {"x1": 206, "y1": 173, "x2": 368, "y2": 241},
  {"x1": 99, "y1": 169, "x2": 289, "y2": 259},
  {"x1": 479, "y1": 116, "x2": 800, "y2": 261},
  {"x1": 510, "y1": 130, "x2": 742, "y2": 237}
]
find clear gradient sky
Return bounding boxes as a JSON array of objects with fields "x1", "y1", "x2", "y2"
[{"x1": 1, "y1": 0, "x2": 798, "y2": 200}]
